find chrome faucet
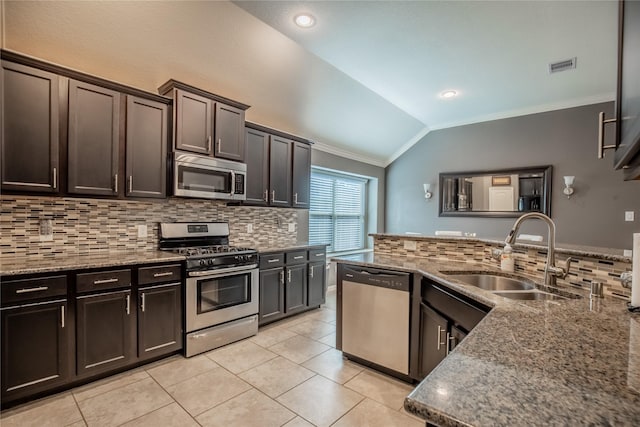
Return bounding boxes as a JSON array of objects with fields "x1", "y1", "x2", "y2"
[{"x1": 505, "y1": 212, "x2": 573, "y2": 287}]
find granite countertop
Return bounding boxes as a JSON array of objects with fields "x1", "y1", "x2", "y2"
[
  {"x1": 371, "y1": 233, "x2": 632, "y2": 263},
  {"x1": 331, "y1": 253, "x2": 640, "y2": 426},
  {"x1": 0, "y1": 251, "x2": 185, "y2": 276}
]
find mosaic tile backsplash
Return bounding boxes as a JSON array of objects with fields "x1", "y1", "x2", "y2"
[
  {"x1": 373, "y1": 235, "x2": 632, "y2": 299},
  {"x1": 0, "y1": 196, "x2": 298, "y2": 258}
]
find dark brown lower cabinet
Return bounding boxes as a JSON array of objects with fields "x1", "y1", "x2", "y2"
[
  {"x1": 418, "y1": 303, "x2": 449, "y2": 379},
  {"x1": 285, "y1": 264, "x2": 307, "y2": 314},
  {"x1": 307, "y1": 261, "x2": 326, "y2": 307},
  {"x1": 259, "y1": 268, "x2": 285, "y2": 324},
  {"x1": 1, "y1": 300, "x2": 69, "y2": 401},
  {"x1": 76, "y1": 290, "x2": 135, "y2": 377},
  {"x1": 137, "y1": 283, "x2": 182, "y2": 360}
]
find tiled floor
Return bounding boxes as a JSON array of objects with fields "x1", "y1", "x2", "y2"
[{"x1": 1, "y1": 289, "x2": 422, "y2": 427}]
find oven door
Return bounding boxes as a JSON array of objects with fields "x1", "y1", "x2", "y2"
[{"x1": 185, "y1": 267, "x2": 259, "y2": 332}]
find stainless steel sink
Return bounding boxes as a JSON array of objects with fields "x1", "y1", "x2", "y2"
[
  {"x1": 447, "y1": 274, "x2": 535, "y2": 291},
  {"x1": 493, "y1": 291, "x2": 567, "y2": 301}
]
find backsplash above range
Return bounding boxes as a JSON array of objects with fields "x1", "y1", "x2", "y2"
[{"x1": 0, "y1": 196, "x2": 298, "y2": 258}]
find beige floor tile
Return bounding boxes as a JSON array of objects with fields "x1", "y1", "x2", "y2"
[
  {"x1": 267, "y1": 312, "x2": 315, "y2": 329},
  {"x1": 344, "y1": 370, "x2": 413, "y2": 411},
  {"x1": 304, "y1": 307, "x2": 336, "y2": 323},
  {"x1": 302, "y1": 348, "x2": 364, "y2": 384},
  {"x1": 77, "y1": 377, "x2": 172, "y2": 427},
  {"x1": 66, "y1": 421, "x2": 87, "y2": 427},
  {"x1": 323, "y1": 289, "x2": 337, "y2": 310},
  {"x1": 165, "y1": 367, "x2": 252, "y2": 416},
  {"x1": 277, "y1": 375, "x2": 363, "y2": 427},
  {"x1": 238, "y1": 356, "x2": 315, "y2": 398},
  {"x1": 317, "y1": 332, "x2": 336, "y2": 348},
  {"x1": 206, "y1": 339, "x2": 277, "y2": 374},
  {"x1": 146, "y1": 354, "x2": 218, "y2": 388},
  {"x1": 332, "y1": 398, "x2": 422, "y2": 427},
  {"x1": 283, "y1": 416, "x2": 315, "y2": 427},
  {"x1": 73, "y1": 369, "x2": 149, "y2": 402},
  {"x1": 196, "y1": 388, "x2": 295, "y2": 427},
  {"x1": 1, "y1": 393, "x2": 83, "y2": 427},
  {"x1": 284, "y1": 319, "x2": 336, "y2": 339},
  {"x1": 250, "y1": 326, "x2": 298, "y2": 348},
  {"x1": 120, "y1": 402, "x2": 198, "y2": 427},
  {"x1": 268, "y1": 335, "x2": 330, "y2": 364}
]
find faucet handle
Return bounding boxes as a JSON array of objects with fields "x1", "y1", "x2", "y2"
[
  {"x1": 620, "y1": 271, "x2": 633, "y2": 289},
  {"x1": 548, "y1": 257, "x2": 575, "y2": 280},
  {"x1": 563, "y1": 257, "x2": 576, "y2": 277}
]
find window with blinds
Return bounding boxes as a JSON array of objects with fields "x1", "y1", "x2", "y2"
[{"x1": 309, "y1": 169, "x2": 367, "y2": 253}]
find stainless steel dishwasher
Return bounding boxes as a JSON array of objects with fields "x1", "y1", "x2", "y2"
[{"x1": 337, "y1": 264, "x2": 411, "y2": 376}]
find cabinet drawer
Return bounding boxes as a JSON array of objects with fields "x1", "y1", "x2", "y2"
[
  {"x1": 308, "y1": 248, "x2": 326, "y2": 261},
  {"x1": 138, "y1": 264, "x2": 182, "y2": 285},
  {"x1": 286, "y1": 250, "x2": 307, "y2": 265},
  {"x1": 76, "y1": 269, "x2": 131, "y2": 293},
  {"x1": 1, "y1": 275, "x2": 67, "y2": 306},
  {"x1": 260, "y1": 253, "x2": 285, "y2": 269}
]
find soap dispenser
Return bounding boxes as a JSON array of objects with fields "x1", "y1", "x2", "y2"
[{"x1": 501, "y1": 244, "x2": 515, "y2": 272}]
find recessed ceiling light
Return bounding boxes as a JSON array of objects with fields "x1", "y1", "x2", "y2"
[
  {"x1": 440, "y1": 90, "x2": 458, "y2": 99},
  {"x1": 294, "y1": 13, "x2": 316, "y2": 28}
]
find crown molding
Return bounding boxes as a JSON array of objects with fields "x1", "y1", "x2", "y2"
[
  {"x1": 384, "y1": 126, "x2": 430, "y2": 167},
  {"x1": 312, "y1": 141, "x2": 386, "y2": 168}
]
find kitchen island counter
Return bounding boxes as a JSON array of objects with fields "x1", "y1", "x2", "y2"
[{"x1": 331, "y1": 253, "x2": 640, "y2": 426}]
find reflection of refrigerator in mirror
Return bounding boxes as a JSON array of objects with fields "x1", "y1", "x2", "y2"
[
  {"x1": 457, "y1": 178, "x2": 473, "y2": 211},
  {"x1": 442, "y1": 177, "x2": 457, "y2": 212}
]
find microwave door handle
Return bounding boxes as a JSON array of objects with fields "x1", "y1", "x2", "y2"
[{"x1": 230, "y1": 171, "x2": 235, "y2": 196}]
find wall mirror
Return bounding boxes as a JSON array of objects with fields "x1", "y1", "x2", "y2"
[{"x1": 438, "y1": 166, "x2": 552, "y2": 217}]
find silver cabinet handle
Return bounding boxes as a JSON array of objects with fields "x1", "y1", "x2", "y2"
[
  {"x1": 153, "y1": 272, "x2": 173, "y2": 278},
  {"x1": 263, "y1": 189, "x2": 268, "y2": 202},
  {"x1": 125, "y1": 294, "x2": 130, "y2": 315},
  {"x1": 287, "y1": 269, "x2": 292, "y2": 283},
  {"x1": 128, "y1": 176, "x2": 133, "y2": 193},
  {"x1": 294, "y1": 256, "x2": 304, "y2": 260},
  {"x1": 271, "y1": 190, "x2": 275, "y2": 203},
  {"x1": 53, "y1": 167, "x2": 57, "y2": 189},
  {"x1": 597, "y1": 111, "x2": 617, "y2": 159},
  {"x1": 217, "y1": 138, "x2": 221, "y2": 152},
  {"x1": 446, "y1": 332, "x2": 452, "y2": 355},
  {"x1": 114, "y1": 174, "x2": 118, "y2": 192},
  {"x1": 61, "y1": 305, "x2": 65, "y2": 328},
  {"x1": 437, "y1": 325, "x2": 447, "y2": 351},
  {"x1": 93, "y1": 278, "x2": 119, "y2": 285},
  {"x1": 16, "y1": 286, "x2": 49, "y2": 294},
  {"x1": 315, "y1": 253, "x2": 324, "y2": 257},
  {"x1": 310, "y1": 265, "x2": 314, "y2": 278},
  {"x1": 207, "y1": 136, "x2": 212, "y2": 152},
  {"x1": 448, "y1": 334, "x2": 456, "y2": 355},
  {"x1": 267, "y1": 259, "x2": 281, "y2": 263},
  {"x1": 280, "y1": 270, "x2": 284, "y2": 285},
  {"x1": 141, "y1": 293, "x2": 146, "y2": 312},
  {"x1": 345, "y1": 273, "x2": 354, "y2": 278},
  {"x1": 294, "y1": 193, "x2": 298, "y2": 205}
]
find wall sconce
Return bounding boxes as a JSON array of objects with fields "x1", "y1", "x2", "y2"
[
  {"x1": 423, "y1": 183, "x2": 433, "y2": 200},
  {"x1": 563, "y1": 176, "x2": 575, "y2": 198}
]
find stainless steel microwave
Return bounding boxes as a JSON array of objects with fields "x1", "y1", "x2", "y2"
[{"x1": 173, "y1": 152, "x2": 246, "y2": 201}]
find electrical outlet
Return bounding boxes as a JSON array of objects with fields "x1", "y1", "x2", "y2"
[
  {"x1": 39, "y1": 219, "x2": 53, "y2": 242},
  {"x1": 625, "y1": 211, "x2": 635, "y2": 222},
  {"x1": 288, "y1": 223, "x2": 296, "y2": 232},
  {"x1": 137, "y1": 224, "x2": 148, "y2": 238},
  {"x1": 246, "y1": 223, "x2": 253, "y2": 233},
  {"x1": 624, "y1": 249, "x2": 633, "y2": 257},
  {"x1": 404, "y1": 240, "x2": 417, "y2": 250}
]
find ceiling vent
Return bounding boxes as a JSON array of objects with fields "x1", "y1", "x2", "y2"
[{"x1": 549, "y1": 57, "x2": 577, "y2": 74}]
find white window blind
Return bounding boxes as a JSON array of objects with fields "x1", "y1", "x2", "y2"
[{"x1": 309, "y1": 169, "x2": 366, "y2": 253}]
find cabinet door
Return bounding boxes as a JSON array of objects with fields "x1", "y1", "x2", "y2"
[
  {"x1": 307, "y1": 261, "x2": 326, "y2": 307},
  {"x1": 68, "y1": 79, "x2": 120, "y2": 195},
  {"x1": 1, "y1": 61, "x2": 59, "y2": 193},
  {"x1": 245, "y1": 128, "x2": 270, "y2": 205},
  {"x1": 1, "y1": 300, "x2": 69, "y2": 401},
  {"x1": 138, "y1": 283, "x2": 182, "y2": 360},
  {"x1": 259, "y1": 268, "x2": 285, "y2": 324},
  {"x1": 292, "y1": 142, "x2": 311, "y2": 208},
  {"x1": 418, "y1": 303, "x2": 448, "y2": 379},
  {"x1": 76, "y1": 291, "x2": 134, "y2": 377},
  {"x1": 214, "y1": 103, "x2": 245, "y2": 162},
  {"x1": 286, "y1": 264, "x2": 308, "y2": 314},
  {"x1": 126, "y1": 96, "x2": 168, "y2": 198},
  {"x1": 269, "y1": 135, "x2": 292, "y2": 207},
  {"x1": 175, "y1": 89, "x2": 212, "y2": 155},
  {"x1": 449, "y1": 325, "x2": 467, "y2": 353}
]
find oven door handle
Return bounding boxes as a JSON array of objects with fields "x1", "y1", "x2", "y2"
[{"x1": 188, "y1": 264, "x2": 258, "y2": 277}]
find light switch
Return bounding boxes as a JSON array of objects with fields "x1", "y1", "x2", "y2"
[
  {"x1": 625, "y1": 211, "x2": 635, "y2": 222},
  {"x1": 137, "y1": 224, "x2": 148, "y2": 238},
  {"x1": 39, "y1": 219, "x2": 53, "y2": 242},
  {"x1": 246, "y1": 223, "x2": 253, "y2": 233},
  {"x1": 404, "y1": 240, "x2": 417, "y2": 250},
  {"x1": 288, "y1": 223, "x2": 296, "y2": 232}
]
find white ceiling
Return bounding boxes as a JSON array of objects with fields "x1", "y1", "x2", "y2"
[{"x1": 234, "y1": 0, "x2": 618, "y2": 165}]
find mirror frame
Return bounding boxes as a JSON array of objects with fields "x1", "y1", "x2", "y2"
[{"x1": 438, "y1": 165, "x2": 553, "y2": 218}]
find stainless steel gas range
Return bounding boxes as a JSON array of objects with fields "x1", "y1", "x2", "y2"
[{"x1": 159, "y1": 222, "x2": 258, "y2": 357}]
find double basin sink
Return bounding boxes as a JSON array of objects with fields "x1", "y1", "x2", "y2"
[{"x1": 445, "y1": 273, "x2": 579, "y2": 301}]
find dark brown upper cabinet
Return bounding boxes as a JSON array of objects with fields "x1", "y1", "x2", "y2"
[
  {"x1": 1, "y1": 61, "x2": 60, "y2": 193},
  {"x1": 292, "y1": 142, "x2": 311, "y2": 208},
  {"x1": 126, "y1": 96, "x2": 168, "y2": 198},
  {"x1": 158, "y1": 80, "x2": 249, "y2": 162},
  {"x1": 245, "y1": 127, "x2": 270, "y2": 205},
  {"x1": 269, "y1": 135, "x2": 293, "y2": 207},
  {"x1": 67, "y1": 79, "x2": 121, "y2": 196}
]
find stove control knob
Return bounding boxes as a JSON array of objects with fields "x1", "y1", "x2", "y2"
[
  {"x1": 199, "y1": 259, "x2": 207, "y2": 266},
  {"x1": 208, "y1": 259, "x2": 215, "y2": 265}
]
